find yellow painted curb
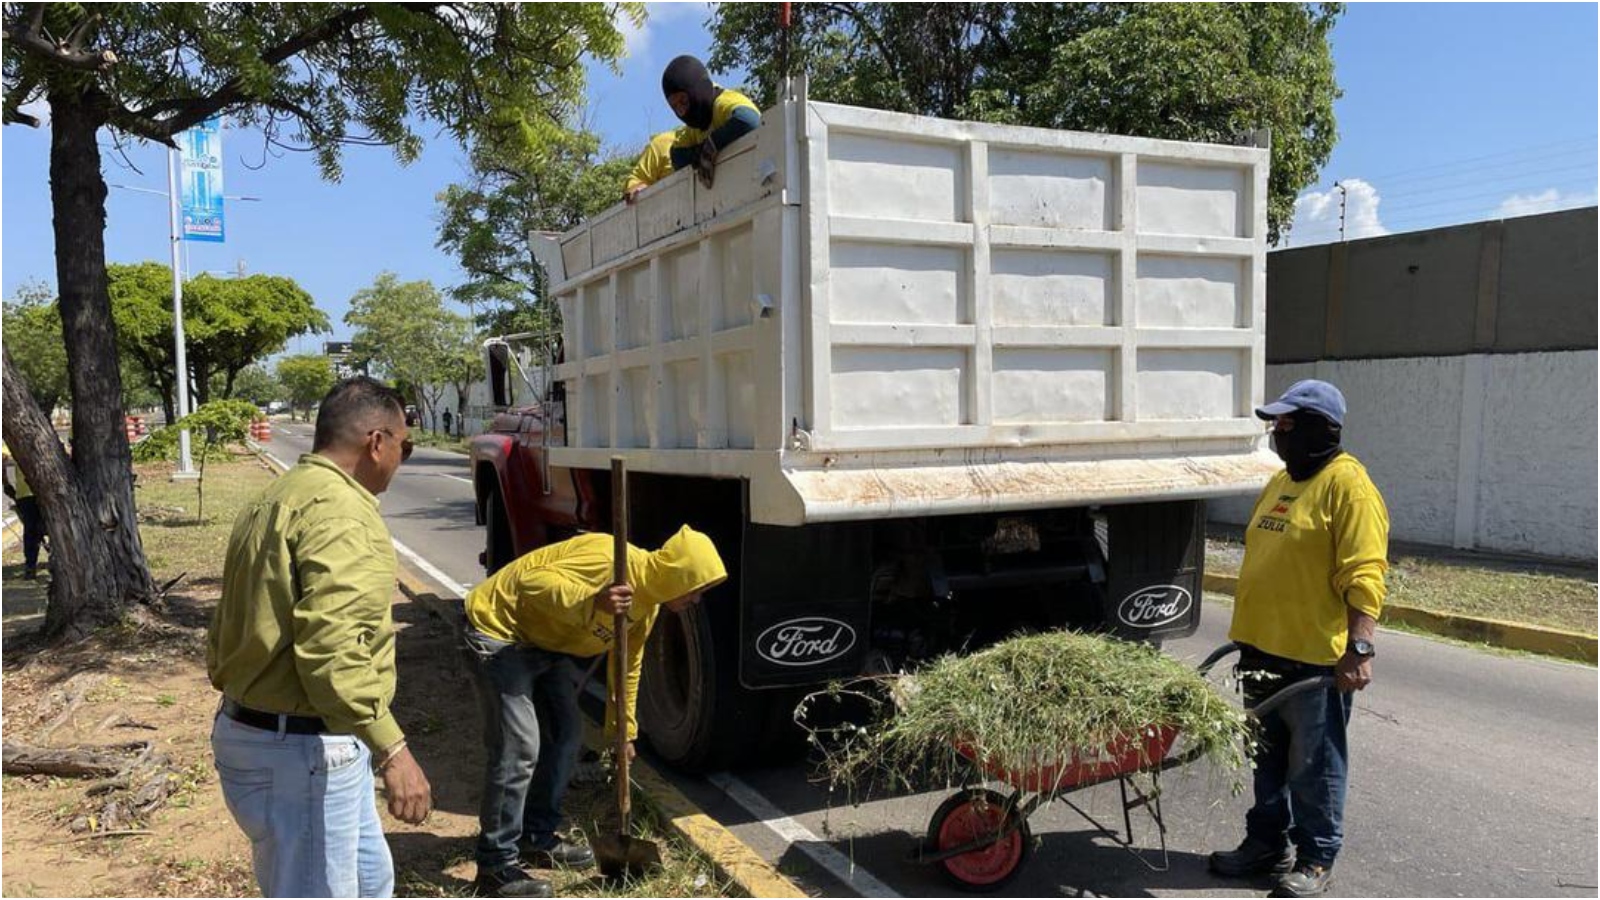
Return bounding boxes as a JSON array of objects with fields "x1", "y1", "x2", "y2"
[
  {"x1": 394, "y1": 568, "x2": 805, "y2": 899},
  {"x1": 1203, "y1": 571, "x2": 1596, "y2": 664}
]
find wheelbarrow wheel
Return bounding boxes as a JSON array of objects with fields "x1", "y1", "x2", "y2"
[{"x1": 928, "y1": 788, "x2": 1032, "y2": 892}]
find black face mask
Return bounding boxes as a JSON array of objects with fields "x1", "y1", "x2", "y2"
[
  {"x1": 1270, "y1": 409, "x2": 1343, "y2": 482},
  {"x1": 662, "y1": 54, "x2": 719, "y2": 130}
]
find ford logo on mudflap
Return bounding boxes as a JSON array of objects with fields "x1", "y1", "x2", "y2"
[
  {"x1": 756, "y1": 617, "x2": 857, "y2": 667},
  {"x1": 1116, "y1": 585, "x2": 1193, "y2": 629}
]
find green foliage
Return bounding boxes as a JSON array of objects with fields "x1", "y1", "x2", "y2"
[
  {"x1": 799, "y1": 630, "x2": 1254, "y2": 798},
  {"x1": 227, "y1": 365, "x2": 284, "y2": 406},
  {"x1": 710, "y1": 2, "x2": 1342, "y2": 243},
  {"x1": 344, "y1": 273, "x2": 472, "y2": 423},
  {"x1": 5, "y1": 4, "x2": 642, "y2": 179},
  {"x1": 1, "y1": 281, "x2": 68, "y2": 417},
  {"x1": 437, "y1": 127, "x2": 634, "y2": 335},
  {"x1": 131, "y1": 399, "x2": 258, "y2": 464},
  {"x1": 107, "y1": 263, "x2": 328, "y2": 414},
  {"x1": 275, "y1": 354, "x2": 336, "y2": 419}
]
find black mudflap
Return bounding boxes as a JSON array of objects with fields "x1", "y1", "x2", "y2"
[
  {"x1": 739, "y1": 522, "x2": 872, "y2": 689},
  {"x1": 1103, "y1": 500, "x2": 1205, "y2": 642}
]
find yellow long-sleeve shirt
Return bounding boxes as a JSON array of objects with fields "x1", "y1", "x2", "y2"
[
  {"x1": 625, "y1": 130, "x2": 682, "y2": 193},
  {"x1": 465, "y1": 526, "x2": 727, "y2": 740},
  {"x1": 207, "y1": 454, "x2": 403, "y2": 752},
  {"x1": 1230, "y1": 453, "x2": 1390, "y2": 666}
]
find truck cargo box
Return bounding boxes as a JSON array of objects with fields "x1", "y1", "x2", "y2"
[{"x1": 533, "y1": 84, "x2": 1278, "y2": 526}]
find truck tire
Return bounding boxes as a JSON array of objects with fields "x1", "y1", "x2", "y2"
[
  {"x1": 484, "y1": 490, "x2": 515, "y2": 576},
  {"x1": 639, "y1": 599, "x2": 760, "y2": 771}
]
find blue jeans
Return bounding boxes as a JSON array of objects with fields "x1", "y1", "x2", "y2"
[
  {"x1": 463, "y1": 628, "x2": 585, "y2": 870},
  {"x1": 210, "y1": 711, "x2": 394, "y2": 897},
  {"x1": 1241, "y1": 647, "x2": 1353, "y2": 868}
]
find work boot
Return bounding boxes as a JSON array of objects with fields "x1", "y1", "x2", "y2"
[
  {"x1": 473, "y1": 864, "x2": 552, "y2": 898},
  {"x1": 1271, "y1": 862, "x2": 1333, "y2": 898},
  {"x1": 520, "y1": 835, "x2": 596, "y2": 869},
  {"x1": 1208, "y1": 837, "x2": 1294, "y2": 877}
]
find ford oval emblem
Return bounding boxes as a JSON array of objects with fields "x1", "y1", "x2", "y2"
[
  {"x1": 1115, "y1": 585, "x2": 1193, "y2": 629},
  {"x1": 756, "y1": 617, "x2": 857, "y2": 667}
]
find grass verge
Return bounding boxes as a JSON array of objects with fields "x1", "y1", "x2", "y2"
[{"x1": 1206, "y1": 536, "x2": 1596, "y2": 636}]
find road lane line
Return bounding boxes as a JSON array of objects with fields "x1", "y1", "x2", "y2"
[
  {"x1": 391, "y1": 536, "x2": 471, "y2": 598},
  {"x1": 707, "y1": 772, "x2": 904, "y2": 899},
  {"x1": 439, "y1": 473, "x2": 473, "y2": 484}
]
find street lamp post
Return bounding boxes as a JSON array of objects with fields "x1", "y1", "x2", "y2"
[{"x1": 166, "y1": 147, "x2": 198, "y2": 479}]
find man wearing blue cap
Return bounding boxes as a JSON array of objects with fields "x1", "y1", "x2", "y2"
[{"x1": 1209, "y1": 379, "x2": 1390, "y2": 898}]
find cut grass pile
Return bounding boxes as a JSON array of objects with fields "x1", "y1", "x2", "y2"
[{"x1": 801, "y1": 630, "x2": 1252, "y2": 798}]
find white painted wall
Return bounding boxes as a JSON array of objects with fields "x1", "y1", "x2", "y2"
[{"x1": 1210, "y1": 350, "x2": 1597, "y2": 561}]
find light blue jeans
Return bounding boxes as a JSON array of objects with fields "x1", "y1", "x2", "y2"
[{"x1": 211, "y1": 711, "x2": 394, "y2": 898}]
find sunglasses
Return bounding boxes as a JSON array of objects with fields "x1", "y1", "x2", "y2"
[{"x1": 370, "y1": 428, "x2": 414, "y2": 461}]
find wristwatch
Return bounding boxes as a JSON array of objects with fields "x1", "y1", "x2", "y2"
[{"x1": 1348, "y1": 638, "x2": 1376, "y2": 659}]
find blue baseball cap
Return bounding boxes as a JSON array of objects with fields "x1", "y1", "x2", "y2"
[{"x1": 1255, "y1": 379, "x2": 1346, "y2": 427}]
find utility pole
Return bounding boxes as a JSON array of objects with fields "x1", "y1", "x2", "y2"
[
  {"x1": 167, "y1": 147, "x2": 198, "y2": 479},
  {"x1": 1335, "y1": 181, "x2": 1349, "y2": 242}
]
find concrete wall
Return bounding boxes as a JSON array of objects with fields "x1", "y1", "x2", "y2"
[
  {"x1": 1269, "y1": 207, "x2": 1597, "y2": 362},
  {"x1": 1211, "y1": 352, "x2": 1597, "y2": 560},
  {"x1": 1215, "y1": 208, "x2": 1598, "y2": 562}
]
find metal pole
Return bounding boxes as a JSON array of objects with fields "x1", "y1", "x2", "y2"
[{"x1": 168, "y1": 146, "x2": 197, "y2": 477}]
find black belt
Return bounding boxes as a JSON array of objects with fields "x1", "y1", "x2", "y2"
[{"x1": 221, "y1": 697, "x2": 327, "y2": 734}]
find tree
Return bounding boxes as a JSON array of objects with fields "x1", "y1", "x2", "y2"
[
  {"x1": 344, "y1": 273, "x2": 469, "y2": 430},
  {"x1": 440, "y1": 327, "x2": 486, "y2": 438},
  {"x1": 2, "y1": 281, "x2": 68, "y2": 420},
  {"x1": 228, "y1": 365, "x2": 284, "y2": 407},
  {"x1": 2, "y1": 3, "x2": 635, "y2": 640},
  {"x1": 108, "y1": 262, "x2": 327, "y2": 424},
  {"x1": 710, "y1": 2, "x2": 1342, "y2": 242},
  {"x1": 275, "y1": 355, "x2": 335, "y2": 422},
  {"x1": 436, "y1": 126, "x2": 633, "y2": 336}
]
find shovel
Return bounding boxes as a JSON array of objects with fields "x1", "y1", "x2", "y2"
[{"x1": 593, "y1": 456, "x2": 663, "y2": 879}]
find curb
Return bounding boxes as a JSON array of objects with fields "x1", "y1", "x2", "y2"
[
  {"x1": 394, "y1": 570, "x2": 805, "y2": 899},
  {"x1": 1203, "y1": 573, "x2": 1597, "y2": 664}
]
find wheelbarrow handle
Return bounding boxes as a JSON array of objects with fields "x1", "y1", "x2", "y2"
[
  {"x1": 1196, "y1": 642, "x2": 1339, "y2": 718},
  {"x1": 1247, "y1": 675, "x2": 1339, "y2": 719}
]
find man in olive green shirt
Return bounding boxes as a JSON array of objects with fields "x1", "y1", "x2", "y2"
[{"x1": 208, "y1": 377, "x2": 431, "y2": 898}]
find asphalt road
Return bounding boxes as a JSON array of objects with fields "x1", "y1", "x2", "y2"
[{"x1": 265, "y1": 423, "x2": 1598, "y2": 898}]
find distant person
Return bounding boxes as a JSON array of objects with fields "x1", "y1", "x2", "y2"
[
  {"x1": 2, "y1": 443, "x2": 47, "y2": 580},
  {"x1": 1209, "y1": 380, "x2": 1389, "y2": 899},
  {"x1": 462, "y1": 527, "x2": 727, "y2": 898},
  {"x1": 442, "y1": 408, "x2": 454, "y2": 437},
  {"x1": 208, "y1": 377, "x2": 429, "y2": 898}
]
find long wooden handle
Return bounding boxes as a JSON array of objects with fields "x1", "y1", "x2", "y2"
[{"x1": 610, "y1": 456, "x2": 630, "y2": 832}]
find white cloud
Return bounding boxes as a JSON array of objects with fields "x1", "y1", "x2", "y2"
[
  {"x1": 16, "y1": 96, "x2": 49, "y2": 126},
  {"x1": 622, "y1": 2, "x2": 712, "y2": 60},
  {"x1": 1289, "y1": 178, "x2": 1389, "y2": 243},
  {"x1": 1495, "y1": 188, "x2": 1597, "y2": 219}
]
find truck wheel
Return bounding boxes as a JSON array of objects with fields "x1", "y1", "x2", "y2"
[
  {"x1": 485, "y1": 490, "x2": 515, "y2": 575},
  {"x1": 640, "y1": 600, "x2": 758, "y2": 771}
]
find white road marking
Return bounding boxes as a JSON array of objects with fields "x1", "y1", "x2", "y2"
[
  {"x1": 707, "y1": 772, "x2": 904, "y2": 898},
  {"x1": 390, "y1": 536, "x2": 471, "y2": 598},
  {"x1": 439, "y1": 474, "x2": 473, "y2": 484}
]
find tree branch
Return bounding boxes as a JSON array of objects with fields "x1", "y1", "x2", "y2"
[{"x1": 6, "y1": 3, "x2": 117, "y2": 72}]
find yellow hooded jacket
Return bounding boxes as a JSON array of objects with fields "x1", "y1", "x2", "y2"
[
  {"x1": 625, "y1": 130, "x2": 682, "y2": 193},
  {"x1": 465, "y1": 526, "x2": 727, "y2": 740}
]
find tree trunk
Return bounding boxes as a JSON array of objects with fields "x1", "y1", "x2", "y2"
[{"x1": 38, "y1": 89, "x2": 157, "y2": 637}]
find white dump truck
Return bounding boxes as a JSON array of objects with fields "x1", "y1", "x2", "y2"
[{"x1": 471, "y1": 83, "x2": 1277, "y2": 770}]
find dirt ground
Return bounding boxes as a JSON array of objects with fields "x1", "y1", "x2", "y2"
[{"x1": 1, "y1": 459, "x2": 723, "y2": 898}]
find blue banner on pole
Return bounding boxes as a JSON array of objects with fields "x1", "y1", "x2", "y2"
[{"x1": 179, "y1": 118, "x2": 225, "y2": 243}]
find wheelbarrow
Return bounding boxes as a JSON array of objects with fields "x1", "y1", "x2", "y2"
[{"x1": 913, "y1": 642, "x2": 1336, "y2": 892}]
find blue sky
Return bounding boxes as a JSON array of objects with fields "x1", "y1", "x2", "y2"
[{"x1": 3, "y1": 2, "x2": 1596, "y2": 345}]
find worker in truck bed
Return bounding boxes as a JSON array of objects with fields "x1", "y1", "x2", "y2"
[
  {"x1": 462, "y1": 526, "x2": 727, "y2": 898},
  {"x1": 624, "y1": 54, "x2": 760, "y2": 202}
]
